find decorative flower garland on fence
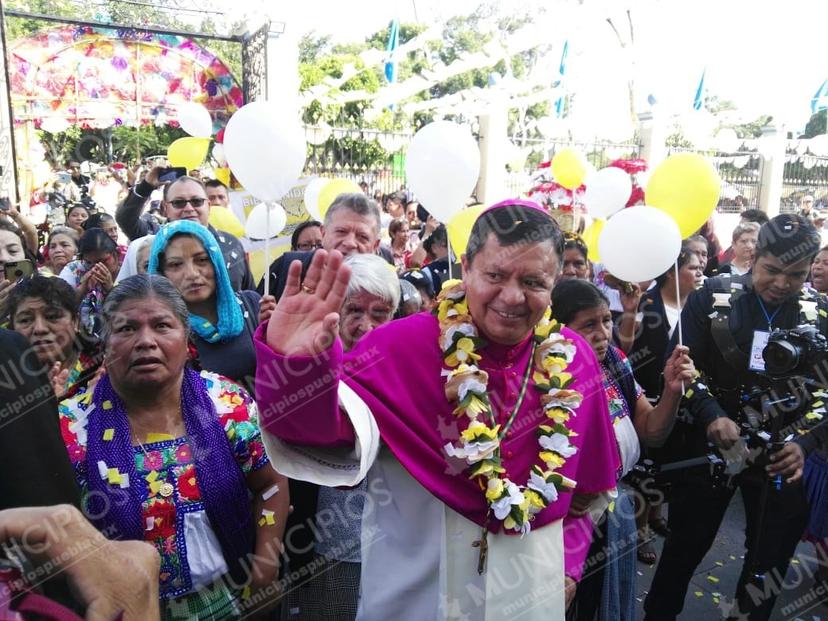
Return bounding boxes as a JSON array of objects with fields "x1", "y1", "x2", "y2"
[{"x1": 436, "y1": 280, "x2": 583, "y2": 535}]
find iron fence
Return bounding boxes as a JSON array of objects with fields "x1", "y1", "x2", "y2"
[
  {"x1": 781, "y1": 154, "x2": 828, "y2": 213},
  {"x1": 667, "y1": 146, "x2": 764, "y2": 213},
  {"x1": 303, "y1": 126, "x2": 412, "y2": 196}
]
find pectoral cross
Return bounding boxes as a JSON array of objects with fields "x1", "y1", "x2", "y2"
[{"x1": 472, "y1": 525, "x2": 489, "y2": 575}]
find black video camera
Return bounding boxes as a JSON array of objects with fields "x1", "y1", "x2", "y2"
[{"x1": 763, "y1": 325, "x2": 828, "y2": 379}]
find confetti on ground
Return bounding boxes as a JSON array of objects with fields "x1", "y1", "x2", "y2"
[
  {"x1": 713, "y1": 597, "x2": 720, "y2": 605},
  {"x1": 695, "y1": 591, "x2": 704, "y2": 598},
  {"x1": 637, "y1": 571, "x2": 643, "y2": 576},
  {"x1": 715, "y1": 561, "x2": 724, "y2": 567},
  {"x1": 707, "y1": 575, "x2": 720, "y2": 583},
  {"x1": 792, "y1": 559, "x2": 800, "y2": 565}
]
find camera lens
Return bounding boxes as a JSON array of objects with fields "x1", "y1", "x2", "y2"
[{"x1": 763, "y1": 340, "x2": 799, "y2": 376}]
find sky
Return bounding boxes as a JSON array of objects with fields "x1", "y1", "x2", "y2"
[{"x1": 252, "y1": 0, "x2": 828, "y2": 139}]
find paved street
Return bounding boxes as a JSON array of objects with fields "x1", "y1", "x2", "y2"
[{"x1": 634, "y1": 491, "x2": 828, "y2": 620}]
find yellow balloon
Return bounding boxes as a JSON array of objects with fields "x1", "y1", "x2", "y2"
[
  {"x1": 581, "y1": 218, "x2": 605, "y2": 264},
  {"x1": 317, "y1": 179, "x2": 362, "y2": 219},
  {"x1": 213, "y1": 167, "x2": 231, "y2": 187},
  {"x1": 208, "y1": 205, "x2": 245, "y2": 238},
  {"x1": 447, "y1": 205, "x2": 485, "y2": 257},
  {"x1": 551, "y1": 148, "x2": 589, "y2": 190},
  {"x1": 167, "y1": 137, "x2": 210, "y2": 170},
  {"x1": 645, "y1": 153, "x2": 721, "y2": 238}
]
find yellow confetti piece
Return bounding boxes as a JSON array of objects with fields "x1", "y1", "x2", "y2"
[
  {"x1": 107, "y1": 468, "x2": 122, "y2": 485},
  {"x1": 684, "y1": 388, "x2": 695, "y2": 399},
  {"x1": 707, "y1": 575, "x2": 719, "y2": 583},
  {"x1": 149, "y1": 480, "x2": 162, "y2": 494},
  {"x1": 713, "y1": 597, "x2": 720, "y2": 605},
  {"x1": 265, "y1": 514, "x2": 276, "y2": 526},
  {"x1": 695, "y1": 591, "x2": 703, "y2": 598},
  {"x1": 102, "y1": 400, "x2": 113, "y2": 410},
  {"x1": 102, "y1": 428, "x2": 115, "y2": 441},
  {"x1": 146, "y1": 470, "x2": 159, "y2": 483},
  {"x1": 227, "y1": 427, "x2": 236, "y2": 440},
  {"x1": 257, "y1": 517, "x2": 266, "y2": 527},
  {"x1": 608, "y1": 500, "x2": 615, "y2": 513},
  {"x1": 715, "y1": 561, "x2": 723, "y2": 567},
  {"x1": 807, "y1": 413, "x2": 823, "y2": 421},
  {"x1": 242, "y1": 586, "x2": 251, "y2": 600},
  {"x1": 147, "y1": 432, "x2": 174, "y2": 442},
  {"x1": 729, "y1": 555, "x2": 736, "y2": 560},
  {"x1": 820, "y1": 308, "x2": 828, "y2": 318},
  {"x1": 792, "y1": 559, "x2": 800, "y2": 565},
  {"x1": 814, "y1": 401, "x2": 825, "y2": 408}
]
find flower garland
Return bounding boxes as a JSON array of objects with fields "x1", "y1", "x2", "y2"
[{"x1": 436, "y1": 280, "x2": 582, "y2": 535}]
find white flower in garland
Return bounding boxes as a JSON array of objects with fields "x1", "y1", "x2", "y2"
[
  {"x1": 527, "y1": 470, "x2": 559, "y2": 504},
  {"x1": 539, "y1": 433, "x2": 578, "y2": 458}
]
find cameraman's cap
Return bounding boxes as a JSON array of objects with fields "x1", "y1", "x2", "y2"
[{"x1": 758, "y1": 213, "x2": 821, "y2": 264}]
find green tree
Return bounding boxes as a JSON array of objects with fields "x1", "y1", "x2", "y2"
[{"x1": 802, "y1": 110, "x2": 827, "y2": 138}]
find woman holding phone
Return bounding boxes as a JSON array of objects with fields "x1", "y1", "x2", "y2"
[{"x1": 0, "y1": 221, "x2": 35, "y2": 324}]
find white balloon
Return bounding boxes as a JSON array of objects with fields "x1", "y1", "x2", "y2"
[
  {"x1": 405, "y1": 121, "x2": 480, "y2": 222},
  {"x1": 598, "y1": 205, "x2": 682, "y2": 282},
  {"x1": 211, "y1": 143, "x2": 226, "y2": 166},
  {"x1": 224, "y1": 101, "x2": 307, "y2": 202},
  {"x1": 177, "y1": 103, "x2": 213, "y2": 139},
  {"x1": 245, "y1": 202, "x2": 288, "y2": 240},
  {"x1": 303, "y1": 177, "x2": 329, "y2": 220},
  {"x1": 584, "y1": 167, "x2": 632, "y2": 219}
]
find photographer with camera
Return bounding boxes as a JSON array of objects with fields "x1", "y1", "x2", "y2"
[{"x1": 644, "y1": 214, "x2": 825, "y2": 621}]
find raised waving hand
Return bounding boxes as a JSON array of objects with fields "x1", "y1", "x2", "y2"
[{"x1": 265, "y1": 249, "x2": 352, "y2": 356}]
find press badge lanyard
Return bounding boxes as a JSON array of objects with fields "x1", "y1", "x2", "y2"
[
  {"x1": 756, "y1": 295, "x2": 782, "y2": 331},
  {"x1": 750, "y1": 294, "x2": 782, "y2": 371}
]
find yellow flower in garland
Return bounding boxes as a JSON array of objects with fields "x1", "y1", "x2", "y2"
[
  {"x1": 469, "y1": 459, "x2": 506, "y2": 478},
  {"x1": 461, "y1": 421, "x2": 500, "y2": 443},
  {"x1": 540, "y1": 451, "x2": 566, "y2": 469},
  {"x1": 546, "y1": 407, "x2": 572, "y2": 424},
  {"x1": 445, "y1": 336, "x2": 481, "y2": 367},
  {"x1": 485, "y1": 478, "x2": 505, "y2": 502},
  {"x1": 548, "y1": 371, "x2": 574, "y2": 388},
  {"x1": 454, "y1": 394, "x2": 489, "y2": 418},
  {"x1": 524, "y1": 489, "x2": 546, "y2": 511}
]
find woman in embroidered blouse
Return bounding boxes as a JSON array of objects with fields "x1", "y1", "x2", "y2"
[
  {"x1": 57, "y1": 274, "x2": 288, "y2": 620},
  {"x1": 7, "y1": 275, "x2": 100, "y2": 398},
  {"x1": 147, "y1": 221, "x2": 273, "y2": 393},
  {"x1": 551, "y1": 279, "x2": 695, "y2": 621}
]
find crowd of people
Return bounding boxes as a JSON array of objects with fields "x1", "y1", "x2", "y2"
[{"x1": 2, "y1": 158, "x2": 828, "y2": 621}]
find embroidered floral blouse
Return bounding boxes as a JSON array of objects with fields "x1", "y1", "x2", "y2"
[{"x1": 58, "y1": 370, "x2": 269, "y2": 599}]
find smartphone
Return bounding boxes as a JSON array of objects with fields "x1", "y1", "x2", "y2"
[
  {"x1": 158, "y1": 167, "x2": 187, "y2": 184},
  {"x1": 0, "y1": 197, "x2": 10, "y2": 211},
  {"x1": 4, "y1": 259, "x2": 34, "y2": 282}
]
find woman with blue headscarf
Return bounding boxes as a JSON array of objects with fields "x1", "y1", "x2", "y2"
[{"x1": 148, "y1": 221, "x2": 262, "y2": 392}]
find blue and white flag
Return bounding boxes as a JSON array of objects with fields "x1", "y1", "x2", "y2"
[
  {"x1": 554, "y1": 40, "x2": 569, "y2": 118},
  {"x1": 811, "y1": 79, "x2": 828, "y2": 114},
  {"x1": 384, "y1": 19, "x2": 399, "y2": 84},
  {"x1": 693, "y1": 68, "x2": 706, "y2": 111}
]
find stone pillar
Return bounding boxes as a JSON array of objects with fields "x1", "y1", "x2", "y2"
[
  {"x1": 758, "y1": 123, "x2": 785, "y2": 217},
  {"x1": 476, "y1": 104, "x2": 508, "y2": 204},
  {"x1": 637, "y1": 111, "x2": 667, "y2": 169}
]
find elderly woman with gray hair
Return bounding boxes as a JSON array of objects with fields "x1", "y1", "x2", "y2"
[
  {"x1": 284, "y1": 253, "x2": 400, "y2": 621},
  {"x1": 57, "y1": 274, "x2": 288, "y2": 620}
]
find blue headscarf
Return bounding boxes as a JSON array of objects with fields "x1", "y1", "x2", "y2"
[{"x1": 147, "y1": 220, "x2": 243, "y2": 343}]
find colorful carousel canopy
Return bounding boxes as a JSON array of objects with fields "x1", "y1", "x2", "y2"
[{"x1": 9, "y1": 25, "x2": 243, "y2": 131}]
